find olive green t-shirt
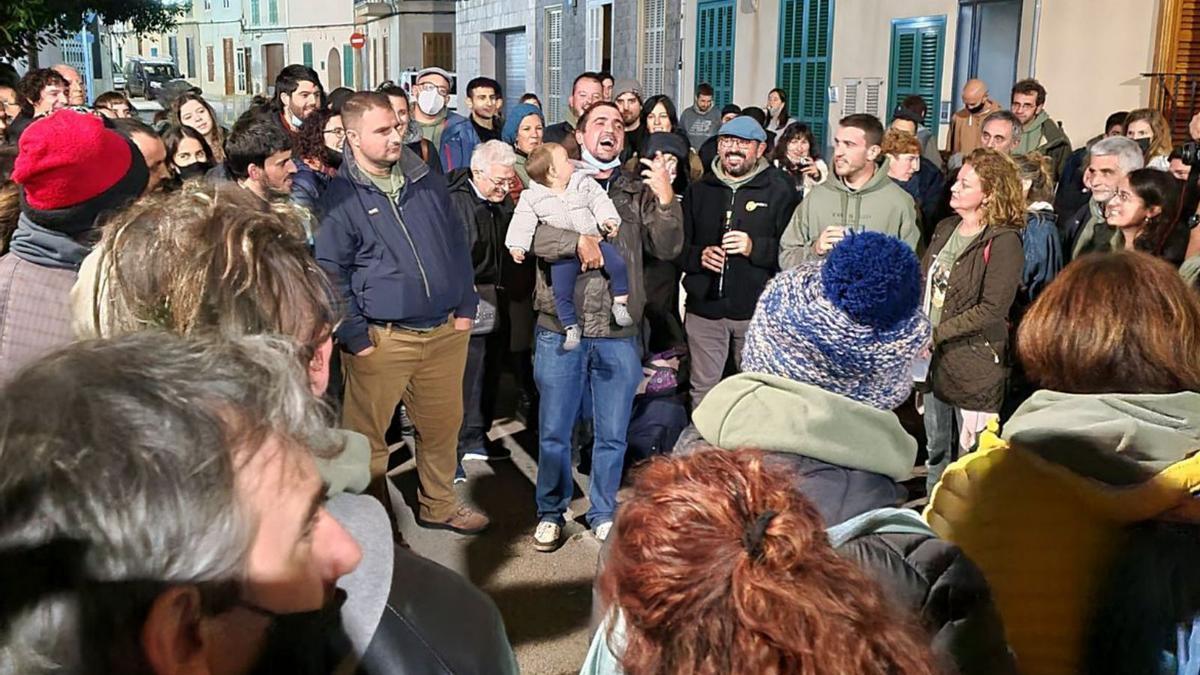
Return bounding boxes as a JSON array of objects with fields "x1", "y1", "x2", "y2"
[{"x1": 927, "y1": 227, "x2": 981, "y2": 327}]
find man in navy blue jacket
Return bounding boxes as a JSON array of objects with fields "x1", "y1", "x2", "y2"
[{"x1": 316, "y1": 91, "x2": 488, "y2": 537}]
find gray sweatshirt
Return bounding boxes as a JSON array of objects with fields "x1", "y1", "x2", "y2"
[{"x1": 680, "y1": 104, "x2": 723, "y2": 149}]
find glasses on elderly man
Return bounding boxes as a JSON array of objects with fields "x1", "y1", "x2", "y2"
[{"x1": 474, "y1": 171, "x2": 515, "y2": 191}]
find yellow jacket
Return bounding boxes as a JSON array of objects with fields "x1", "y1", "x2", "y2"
[{"x1": 925, "y1": 391, "x2": 1200, "y2": 675}]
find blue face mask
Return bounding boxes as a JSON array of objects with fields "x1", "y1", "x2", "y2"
[{"x1": 581, "y1": 146, "x2": 621, "y2": 172}]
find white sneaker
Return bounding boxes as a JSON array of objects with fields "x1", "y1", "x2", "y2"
[
  {"x1": 594, "y1": 521, "x2": 612, "y2": 542},
  {"x1": 533, "y1": 521, "x2": 561, "y2": 552}
]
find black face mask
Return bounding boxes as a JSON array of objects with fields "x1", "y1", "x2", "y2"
[
  {"x1": 1135, "y1": 137, "x2": 1153, "y2": 155},
  {"x1": 177, "y1": 161, "x2": 213, "y2": 182},
  {"x1": 324, "y1": 146, "x2": 344, "y2": 170},
  {"x1": 966, "y1": 101, "x2": 987, "y2": 115},
  {"x1": 243, "y1": 589, "x2": 353, "y2": 675}
]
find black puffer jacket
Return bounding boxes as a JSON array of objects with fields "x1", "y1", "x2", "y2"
[
  {"x1": 772, "y1": 454, "x2": 1017, "y2": 675},
  {"x1": 668, "y1": 422, "x2": 1018, "y2": 675}
]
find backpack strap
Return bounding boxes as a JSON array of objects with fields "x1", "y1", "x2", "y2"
[{"x1": 826, "y1": 507, "x2": 936, "y2": 548}]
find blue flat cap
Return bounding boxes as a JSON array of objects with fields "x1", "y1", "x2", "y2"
[{"x1": 718, "y1": 116, "x2": 767, "y2": 143}]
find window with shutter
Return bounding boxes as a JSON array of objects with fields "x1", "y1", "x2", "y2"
[
  {"x1": 268, "y1": 0, "x2": 278, "y2": 25},
  {"x1": 206, "y1": 45, "x2": 214, "y2": 82},
  {"x1": 250, "y1": 0, "x2": 259, "y2": 25},
  {"x1": 343, "y1": 45, "x2": 354, "y2": 90},
  {"x1": 777, "y1": 0, "x2": 833, "y2": 147},
  {"x1": 695, "y1": 0, "x2": 735, "y2": 107},
  {"x1": 302, "y1": 42, "x2": 313, "y2": 69},
  {"x1": 641, "y1": 0, "x2": 666, "y2": 97},
  {"x1": 546, "y1": 6, "x2": 563, "y2": 124},
  {"x1": 888, "y1": 16, "x2": 946, "y2": 136}
]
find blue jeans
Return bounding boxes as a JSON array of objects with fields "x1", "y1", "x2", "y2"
[
  {"x1": 923, "y1": 392, "x2": 963, "y2": 495},
  {"x1": 549, "y1": 241, "x2": 629, "y2": 327},
  {"x1": 533, "y1": 327, "x2": 641, "y2": 528}
]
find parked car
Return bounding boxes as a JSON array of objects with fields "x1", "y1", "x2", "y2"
[
  {"x1": 112, "y1": 63, "x2": 126, "y2": 91},
  {"x1": 125, "y1": 57, "x2": 180, "y2": 100}
]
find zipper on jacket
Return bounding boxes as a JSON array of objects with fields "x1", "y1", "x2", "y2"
[{"x1": 387, "y1": 198, "x2": 432, "y2": 299}]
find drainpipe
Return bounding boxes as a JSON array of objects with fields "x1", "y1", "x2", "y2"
[{"x1": 1028, "y1": 0, "x2": 1042, "y2": 78}]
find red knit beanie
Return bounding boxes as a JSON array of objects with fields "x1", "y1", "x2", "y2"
[{"x1": 12, "y1": 110, "x2": 148, "y2": 233}]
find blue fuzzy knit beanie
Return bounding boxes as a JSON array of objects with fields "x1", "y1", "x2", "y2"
[
  {"x1": 741, "y1": 232, "x2": 931, "y2": 409},
  {"x1": 502, "y1": 103, "x2": 544, "y2": 145}
]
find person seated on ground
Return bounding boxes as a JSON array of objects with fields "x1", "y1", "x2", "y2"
[
  {"x1": 771, "y1": 121, "x2": 828, "y2": 197},
  {"x1": 161, "y1": 124, "x2": 215, "y2": 186},
  {"x1": 70, "y1": 184, "x2": 520, "y2": 673},
  {"x1": 926, "y1": 251, "x2": 1200, "y2": 675},
  {"x1": 1104, "y1": 167, "x2": 1189, "y2": 266},
  {"x1": 0, "y1": 333, "x2": 367, "y2": 675},
  {"x1": 584, "y1": 448, "x2": 941, "y2": 675},
  {"x1": 506, "y1": 142, "x2": 633, "y2": 351},
  {"x1": 670, "y1": 232, "x2": 1016, "y2": 674}
]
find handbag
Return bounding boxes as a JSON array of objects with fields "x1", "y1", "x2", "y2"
[{"x1": 472, "y1": 283, "x2": 498, "y2": 336}]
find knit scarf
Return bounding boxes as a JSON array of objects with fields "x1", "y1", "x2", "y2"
[{"x1": 9, "y1": 212, "x2": 92, "y2": 270}]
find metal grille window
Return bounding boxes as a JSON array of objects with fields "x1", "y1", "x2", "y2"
[
  {"x1": 641, "y1": 0, "x2": 666, "y2": 97},
  {"x1": 546, "y1": 6, "x2": 563, "y2": 124},
  {"x1": 777, "y1": 0, "x2": 833, "y2": 146},
  {"x1": 695, "y1": 0, "x2": 735, "y2": 107},
  {"x1": 236, "y1": 48, "x2": 246, "y2": 93}
]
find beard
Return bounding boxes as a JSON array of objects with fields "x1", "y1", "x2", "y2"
[{"x1": 722, "y1": 152, "x2": 754, "y2": 177}]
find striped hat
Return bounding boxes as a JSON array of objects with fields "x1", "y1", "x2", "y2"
[{"x1": 741, "y1": 232, "x2": 930, "y2": 409}]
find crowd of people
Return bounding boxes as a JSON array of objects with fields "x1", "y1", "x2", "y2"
[{"x1": 2, "y1": 56, "x2": 1200, "y2": 674}]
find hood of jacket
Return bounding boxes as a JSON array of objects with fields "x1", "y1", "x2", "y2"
[
  {"x1": 446, "y1": 166, "x2": 475, "y2": 195},
  {"x1": 693, "y1": 372, "x2": 917, "y2": 481},
  {"x1": 827, "y1": 157, "x2": 899, "y2": 197},
  {"x1": 1003, "y1": 390, "x2": 1200, "y2": 480}
]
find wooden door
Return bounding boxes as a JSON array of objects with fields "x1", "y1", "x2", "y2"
[
  {"x1": 422, "y1": 33, "x2": 453, "y2": 70},
  {"x1": 223, "y1": 38, "x2": 234, "y2": 96}
]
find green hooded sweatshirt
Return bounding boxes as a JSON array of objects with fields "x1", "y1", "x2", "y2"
[
  {"x1": 778, "y1": 156, "x2": 919, "y2": 269},
  {"x1": 691, "y1": 372, "x2": 917, "y2": 481},
  {"x1": 1001, "y1": 389, "x2": 1200, "y2": 478},
  {"x1": 1014, "y1": 110, "x2": 1072, "y2": 176}
]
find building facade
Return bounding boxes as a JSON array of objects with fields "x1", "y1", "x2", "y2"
[{"x1": 679, "y1": 0, "x2": 1191, "y2": 151}]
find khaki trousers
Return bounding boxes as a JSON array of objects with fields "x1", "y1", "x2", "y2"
[{"x1": 342, "y1": 321, "x2": 469, "y2": 521}]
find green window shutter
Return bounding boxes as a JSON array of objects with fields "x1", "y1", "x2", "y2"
[
  {"x1": 302, "y1": 42, "x2": 313, "y2": 69},
  {"x1": 268, "y1": 0, "x2": 278, "y2": 24},
  {"x1": 888, "y1": 16, "x2": 945, "y2": 136},
  {"x1": 251, "y1": 0, "x2": 259, "y2": 24},
  {"x1": 777, "y1": 0, "x2": 833, "y2": 147},
  {"x1": 343, "y1": 45, "x2": 353, "y2": 88},
  {"x1": 695, "y1": 0, "x2": 735, "y2": 108}
]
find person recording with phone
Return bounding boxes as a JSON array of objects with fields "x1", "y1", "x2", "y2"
[{"x1": 678, "y1": 116, "x2": 798, "y2": 408}]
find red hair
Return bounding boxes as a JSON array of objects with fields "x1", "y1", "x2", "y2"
[{"x1": 599, "y1": 449, "x2": 937, "y2": 675}]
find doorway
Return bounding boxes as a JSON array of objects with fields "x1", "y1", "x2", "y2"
[
  {"x1": 327, "y1": 47, "x2": 342, "y2": 89},
  {"x1": 953, "y1": 0, "x2": 1021, "y2": 114},
  {"x1": 263, "y1": 43, "x2": 284, "y2": 96}
]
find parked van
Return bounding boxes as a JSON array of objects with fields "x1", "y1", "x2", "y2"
[{"x1": 125, "y1": 57, "x2": 180, "y2": 100}]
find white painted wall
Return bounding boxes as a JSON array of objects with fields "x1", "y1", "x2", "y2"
[{"x1": 1026, "y1": 0, "x2": 1161, "y2": 147}]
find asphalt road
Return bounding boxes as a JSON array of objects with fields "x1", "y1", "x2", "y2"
[{"x1": 384, "y1": 418, "x2": 602, "y2": 675}]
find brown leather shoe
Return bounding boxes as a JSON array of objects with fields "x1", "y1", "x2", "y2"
[{"x1": 419, "y1": 504, "x2": 490, "y2": 535}]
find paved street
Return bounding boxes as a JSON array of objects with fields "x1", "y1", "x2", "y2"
[{"x1": 384, "y1": 418, "x2": 602, "y2": 675}]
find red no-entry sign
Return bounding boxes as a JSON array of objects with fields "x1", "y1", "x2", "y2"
[{"x1": 350, "y1": 33, "x2": 366, "y2": 49}]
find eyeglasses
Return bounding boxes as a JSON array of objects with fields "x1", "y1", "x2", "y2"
[
  {"x1": 417, "y1": 83, "x2": 450, "y2": 97},
  {"x1": 323, "y1": 127, "x2": 346, "y2": 138},
  {"x1": 1111, "y1": 189, "x2": 1139, "y2": 204},
  {"x1": 475, "y1": 171, "x2": 515, "y2": 190}
]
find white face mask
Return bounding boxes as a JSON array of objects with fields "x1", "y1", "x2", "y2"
[{"x1": 417, "y1": 88, "x2": 445, "y2": 116}]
